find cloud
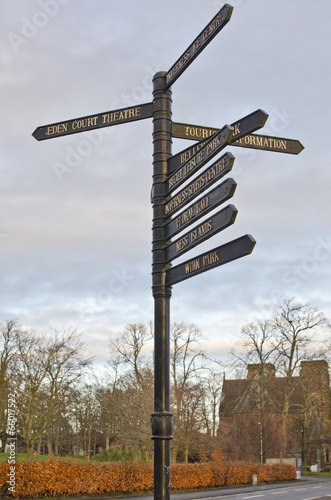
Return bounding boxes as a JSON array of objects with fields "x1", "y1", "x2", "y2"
[{"x1": 1, "y1": 0, "x2": 330, "y2": 371}]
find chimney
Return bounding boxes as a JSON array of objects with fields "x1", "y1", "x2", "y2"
[{"x1": 247, "y1": 363, "x2": 276, "y2": 379}]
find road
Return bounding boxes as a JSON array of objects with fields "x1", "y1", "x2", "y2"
[{"x1": 124, "y1": 477, "x2": 331, "y2": 500}]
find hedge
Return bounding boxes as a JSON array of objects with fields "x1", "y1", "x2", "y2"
[{"x1": 0, "y1": 459, "x2": 296, "y2": 497}]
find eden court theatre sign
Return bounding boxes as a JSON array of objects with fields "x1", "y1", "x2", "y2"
[
  {"x1": 33, "y1": 4, "x2": 303, "y2": 500},
  {"x1": 32, "y1": 103, "x2": 153, "y2": 140}
]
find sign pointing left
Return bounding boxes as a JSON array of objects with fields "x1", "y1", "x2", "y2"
[{"x1": 32, "y1": 102, "x2": 154, "y2": 141}]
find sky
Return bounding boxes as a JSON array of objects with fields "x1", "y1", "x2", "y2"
[{"x1": 1, "y1": 0, "x2": 331, "y2": 371}]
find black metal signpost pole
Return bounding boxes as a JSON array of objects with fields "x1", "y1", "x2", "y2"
[{"x1": 151, "y1": 71, "x2": 173, "y2": 500}]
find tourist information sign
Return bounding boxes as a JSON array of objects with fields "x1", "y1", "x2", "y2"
[
  {"x1": 167, "y1": 108, "x2": 268, "y2": 178},
  {"x1": 32, "y1": 102, "x2": 153, "y2": 141},
  {"x1": 164, "y1": 4, "x2": 233, "y2": 89},
  {"x1": 165, "y1": 204, "x2": 238, "y2": 262},
  {"x1": 172, "y1": 121, "x2": 304, "y2": 154},
  {"x1": 166, "y1": 234, "x2": 256, "y2": 286}
]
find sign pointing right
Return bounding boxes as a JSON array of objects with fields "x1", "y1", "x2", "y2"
[
  {"x1": 165, "y1": 4, "x2": 233, "y2": 89},
  {"x1": 167, "y1": 109, "x2": 268, "y2": 180},
  {"x1": 166, "y1": 234, "x2": 256, "y2": 286},
  {"x1": 172, "y1": 122, "x2": 304, "y2": 155}
]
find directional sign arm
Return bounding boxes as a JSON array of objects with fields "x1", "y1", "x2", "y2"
[
  {"x1": 165, "y1": 4, "x2": 233, "y2": 89},
  {"x1": 166, "y1": 234, "x2": 256, "y2": 286},
  {"x1": 167, "y1": 109, "x2": 268, "y2": 178},
  {"x1": 164, "y1": 152, "x2": 234, "y2": 220},
  {"x1": 231, "y1": 133, "x2": 304, "y2": 154},
  {"x1": 32, "y1": 102, "x2": 154, "y2": 141},
  {"x1": 166, "y1": 125, "x2": 233, "y2": 194},
  {"x1": 165, "y1": 204, "x2": 237, "y2": 263},
  {"x1": 172, "y1": 122, "x2": 304, "y2": 155},
  {"x1": 165, "y1": 177, "x2": 237, "y2": 239}
]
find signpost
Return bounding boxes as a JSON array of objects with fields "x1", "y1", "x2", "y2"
[{"x1": 32, "y1": 3, "x2": 304, "y2": 500}]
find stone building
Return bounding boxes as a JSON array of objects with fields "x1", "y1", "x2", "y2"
[{"x1": 218, "y1": 360, "x2": 331, "y2": 468}]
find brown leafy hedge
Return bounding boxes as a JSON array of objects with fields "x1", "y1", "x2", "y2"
[{"x1": 0, "y1": 459, "x2": 296, "y2": 497}]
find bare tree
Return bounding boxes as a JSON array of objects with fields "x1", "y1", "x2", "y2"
[
  {"x1": 0, "y1": 319, "x2": 19, "y2": 451},
  {"x1": 230, "y1": 319, "x2": 278, "y2": 462},
  {"x1": 106, "y1": 324, "x2": 154, "y2": 461},
  {"x1": 228, "y1": 298, "x2": 329, "y2": 460},
  {"x1": 109, "y1": 323, "x2": 152, "y2": 388},
  {"x1": 44, "y1": 328, "x2": 92, "y2": 454},
  {"x1": 272, "y1": 298, "x2": 329, "y2": 457},
  {"x1": 12, "y1": 327, "x2": 90, "y2": 456},
  {"x1": 170, "y1": 322, "x2": 206, "y2": 462}
]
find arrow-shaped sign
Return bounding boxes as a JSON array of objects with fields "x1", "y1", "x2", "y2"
[
  {"x1": 165, "y1": 177, "x2": 237, "y2": 240},
  {"x1": 166, "y1": 234, "x2": 256, "y2": 286},
  {"x1": 172, "y1": 122, "x2": 304, "y2": 155},
  {"x1": 165, "y1": 204, "x2": 237, "y2": 263},
  {"x1": 32, "y1": 102, "x2": 154, "y2": 141},
  {"x1": 166, "y1": 125, "x2": 233, "y2": 195},
  {"x1": 165, "y1": 4, "x2": 233, "y2": 89},
  {"x1": 167, "y1": 109, "x2": 268, "y2": 183},
  {"x1": 164, "y1": 152, "x2": 234, "y2": 219}
]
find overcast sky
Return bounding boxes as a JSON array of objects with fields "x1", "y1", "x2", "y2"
[{"x1": 1, "y1": 0, "x2": 330, "y2": 370}]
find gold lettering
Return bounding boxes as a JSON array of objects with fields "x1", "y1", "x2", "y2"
[
  {"x1": 184, "y1": 150, "x2": 205, "y2": 175},
  {"x1": 168, "y1": 168, "x2": 183, "y2": 190},
  {"x1": 176, "y1": 236, "x2": 189, "y2": 252},
  {"x1": 196, "y1": 196, "x2": 211, "y2": 214},
  {"x1": 72, "y1": 117, "x2": 98, "y2": 130},
  {"x1": 202, "y1": 250, "x2": 220, "y2": 267},
  {"x1": 277, "y1": 139, "x2": 286, "y2": 149},
  {"x1": 46, "y1": 122, "x2": 68, "y2": 135},
  {"x1": 206, "y1": 136, "x2": 221, "y2": 156},
  {"x1": 203, "y1": 12, "x2": 223, "y2": 41},
  {"x1": 190, "y1": 220, "x2": 213, "y2": 243},
  {"x1": 193, "y1": 36, "x2": 201, "y2": 52},
  {"x1": 176, "y1": 207, "x2": 195, "y2": 228},
  {"x1": 165, "y1": 189, "x2": 188, "y2": 215},
  {"x1": 101, "y1": 107, "x2": 140, "y2": 124},
  {"x1": 233, "y1": 123, "x2": 240, "y2": 136},
  {"x1": 181, "y1": 151, "x2": 190, "y2": 164},
  {"x1": 184, "y1": 126, "x2": 216, "y2": 139},
  {"x1": 185, "y1": 258, "x2": 201, "y2": 274},
  {"x1": 166, "y1": 51, "x2": 191, "y2": 84}
]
